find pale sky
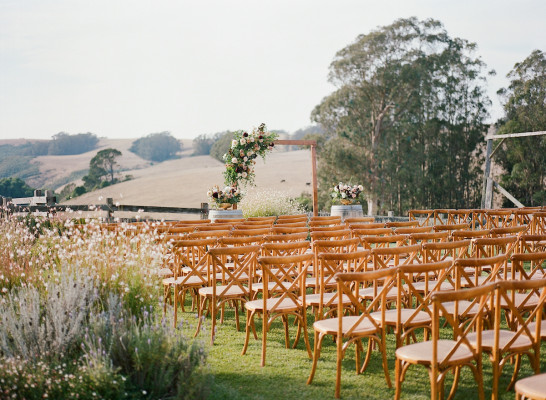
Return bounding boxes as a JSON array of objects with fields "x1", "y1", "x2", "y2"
[{"x1": 1, "y1": 0, "x2": 545, "y2": 140}]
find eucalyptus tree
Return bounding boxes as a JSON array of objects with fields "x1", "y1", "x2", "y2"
[
  {"x1": 495, "y1": 49, "x2": 546, "y2": 206},
  {"x1": 312, "y1": 17, "x2": 490, "y2": 214}
]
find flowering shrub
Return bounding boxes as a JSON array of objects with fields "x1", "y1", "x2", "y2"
[
  {"x1": 207, "y1": 185, "x2": 242, "y2": 208},
  {"x1": 331, "y1": 182, "x2": 364, "y2": 204},
  {"x1": 222, "y1": 123, "x2": 278, "y2": 187},
  {"x1": 239, "y1": 189, "x2": 304, "y2": 217}
]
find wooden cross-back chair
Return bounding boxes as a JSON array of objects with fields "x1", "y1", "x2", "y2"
[
  {"x1": 351, "y1": 228, "x2": 393, "y2": 243},
  {"x1": 194, "y1": 245, "x2": 260, "y2": 344},
  {"x1": 188, "y1": 230, "x2": 232, "y2": 239},
  {"x1": 468, "y1": 279, "x2": 546, "y2": 399},
  {"x1": 276, "y1": 214, "x2": 308, "y2": 223},
  {"x1": 271, "y1": 226, "x2": 308, "y2": 235},
  {"x1": 471, "y1": 236, "x2": 519, "y2": 260},
  {"x1": 309, "y1": 224, "x2": 346, "y2": 232},
  {"x1": 433, "y1": 223, "x2": 470, "y2": 236},
  {"x1": 310, "y1": 229, "x2": 352, "y2": 242},
  {"x1": 164, "y1": 238, "x2": 216, "y2": 326},
  {"x1": 454, "y1": 253, "x2": 508, "y2": 289},
  {"x1": 513, "y1": 208, "x2": 539, "y2": 227},
  {"x1": 408, "y1": 209, "x2": 435, "y2": 226},
  {"x1": 272, "y1": 221, "x2": 308, "y2": 228},
  {"x1": 194, "y1": 223, "x2": 234, "y2": 231},
  {"x1": 359, "y1": 234, "x2": 409, "y2": 251},
  {"x1": 262, "y1": 232, "x2": 309, "y2": 243},
  {"x1": 231, "y1": 227, "x2": 271, "y2": 237},
  {"x1": 451, "y1": 229, "x2": 490, "y2": 240},
  {"x1": 348, "y1": 222, "x2": 385, "y2": 231},
  {"x1": 394, "y1": 226, "x2": 434, "y2": 235},
  {"x1": 371, "y1": 244, "x2": 423, "y2": 271},
  {"x1": 175, "y1": 219, "x2": 211, "y2": 226},
  {"x1": 515, "y1": 372, "x2": 546, "y2": 400},
  {"x1": 156, "y1": 225, "x2": 195, "y2": 235},
  {"x1": 385, "y1": 220, "x2": 420, "y2": 229},
  {"x1": 234, "y1": 222, "x2": 272, "y2": 229},
  {"x1": 489, "y1": 225, "x2": 528, "y2": 238},
  {"x1": 307, "y1": 268, "x2": 395, "y2": 398},
  {"x1": 446, "y1": 209, "x2": 473, "y2": 225},
  {"x1": 395, "y1": 283, "x2": 492, "y2": 400},
  {"x1": 408, "y1": 231, "x2": 450, "y2": 245},
  {"x1": 518, "y1": 234, "x2": 546, "y2": 254},
  {"x1": 217, "y1": 235, "x2": 264, "y2": 247},
  {"x1": 214, "y1": 218, "x2": 245, "y2": 224},
  {"x1": 377, "y1": 260, "x2": 453, "y2": 349},
  {"x1": 309, "y1": 250, "x2": 372, "y2": 321},
  {"x1": 529, "y1": 212, "x2": 546, "y2": 234},
  {"x1": 242, "y1": 253, "x2": 314, "y2": 367},
  {"x1": 485, "y1": 209, "x2": 514, "y2": 229},
  {"x1": 423, "y1": 239, "x2": 471, "y2": 264},
  {"x1": 344, "y1": 216, "x2": 375, "y2": 226},
  {"x1": 247, "y1": 216, "x2": 277, "y2": 223}
]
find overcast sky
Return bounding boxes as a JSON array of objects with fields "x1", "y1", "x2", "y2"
[{"x1": 1, "y1": 0, "x2": 545, "y2": 140}]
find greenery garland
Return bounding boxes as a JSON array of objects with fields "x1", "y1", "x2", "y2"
[{"x1": 222, "y1": 123, "x2": 278, "y2": 187}]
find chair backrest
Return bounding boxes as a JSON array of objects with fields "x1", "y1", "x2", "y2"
[
  {"x1": 489, "y1": 225, "x2": 528, "y2": 237},
  {"x1": 348, "y1": 222, "x2": 385, "y2": 230},
  {"x1": 247, "y1": 216, "x2": 277, "y2": 223},
  {"x1": 234, "y1": 223, "x2": 272, "y2": 230},
  {"x1": 310, "y1": 229, "x2": 352, "y2": 241},
  {"x1": 529, "y1": 212, "x2": 546, "y2": 234},
  {"x1": 385, "y1": 220, "x2": 420, "y2": 229},
  {"x1": 371, "y1": 244, "x2": 422, "y2": 270},
  {"x1": 359, "y1": 234, "x2": 409, "y2": 250},
  {"x1": 309, "y1": 225, "x2": 345, "y2": 232},
  {"x1": 433, "y1": 223, "x2": 470, "y2": 232},
  {"x1": 217, "y1": 235, "x2": 264, "y2": 247},
  {"x1": 171, "y1": 238, "x2": 217, "y2": 283},
  {"x1": 394, "y1": 226, "x2": 433, "y2": 235},
  {"x1": 276, "y1": 214, "x2": 308, "y2": 223},
  {"x1": 509, "y1": 251, "x2": 546, "y2": 281},
  {"x1": 309, "y1": 216, "x2": 342, "y2": 223},
  {"x1": 317, "y1": 250, "x2": 372, "y2": 318},
  {"x1": 261, "y1": 240, "x2": 311, "y2": 257},
  {"x1": 273, "y1": 221, "x2": 308, "y2": 228},
  {"x1": 344, "y1": 216, "x2": 375, "y2": 225},
  {"x1": 188, "y1": 230, "x2": 231, "y2": 239},
  {"x1": 408, "y1": 231, "x2": 450, "y2": 245},
  {"x1": 431, "y1": 283, "x2": 493, "y2": 369},
  {"x1": 231, "y1": 227, "x2": 271, "y2": 237},
  {"x1": 194, "y1": 224, "x2": 234, "y2": 231},
  {"x1": 207, "y1": 245, "x2": 261, "y2": 297},
  {"x1": 471, "y1": 236, "x2": 518, "y2": 258},
  {"x1": 445, "y1": 209, "x2": 473, "y2": 225},
  {"x1": 408, "y1": 209, "x2": 434, "y2": 226},
  {"x1": 422, "y1": 239, "x2": 471, "y2": 263},
  {"x1": 351, "y1": 228, "x2": 393, "y2": 240},
  {"x1": 156, "y1": 225, "x2": 196, "y2": 235},
  {"x1": 517, "y1": 234, "x2": 546, "y2": 254},
  {"x1": 271, "y1": 226, "x2": 309, "y2": 235},
  {"x1": 453, "y1": 253, "x2": 507, "y2": 289},
  {"x1": 176, "y1": 219, "x2": 211, "y2": 225},
  {"x1": 451, "y1": 229, "x2": 490, "y2": 240},
  {"x1": 485, "y1": 209, "x2": 514, "y2": 229},
  {"x1": 258, "y1": 253, "x2": 314, "y2": 313},
  {"x1": 493, "y1": 279, "x2": 546, "y2": 354},
  {"x1": 214, "y1": 218, "x2": 246, "y2": 224},
  {"x1": 262, "y1": 232, "x2": 309, "y2": 243}
]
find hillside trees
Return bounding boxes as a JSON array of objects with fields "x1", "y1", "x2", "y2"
[
  {"x1": 48, "y1": 132, "x2": 99, "y2": 155},
  {"x1": 312, "y1": 17, "x2": 490, "y2": 215},
  {"x1": 495, "y1": 49, "x2": 546, "y2": 206},
  {"x1": 209, "y1": 132, "x2": 234, "y2": 162},
  {"x1": 129, "y1": 132, "x2": 181, "y2": 162},
  {"x1": 0, "y1": 177, "x2": 34, "y2": 198},
  {"x1": 77, "y1": 149, "x2": 122, "y2": 195}
]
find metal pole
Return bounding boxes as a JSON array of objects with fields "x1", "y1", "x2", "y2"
[{"x1": 481, "y1": 139, "x2": 493, "y2": 209}]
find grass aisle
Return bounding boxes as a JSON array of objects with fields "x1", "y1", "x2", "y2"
[{"x1": 175, "y1": 303, "x2": 544, "y2": 400}]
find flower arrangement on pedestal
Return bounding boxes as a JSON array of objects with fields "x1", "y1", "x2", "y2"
[
  {"x1": 222, "y1": 123, "x2": 278, "y2": 187},
  {"x1": 331, "y1": 182, "x2": 364, "y2": 205},
  {"x1": 207, "y1": 185, "x2": 242, "y2": 210}
]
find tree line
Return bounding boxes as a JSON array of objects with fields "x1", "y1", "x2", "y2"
[{"x1": 312, "y1": 17, "x2": 545, "y2": 213}]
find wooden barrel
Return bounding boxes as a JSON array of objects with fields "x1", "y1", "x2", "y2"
[
  {"x1": 330, "y1": 205, "x2": 364, "y2": 222},
  {"x1": 208, "y1": 209, "x2": 244, "y2": 222}
]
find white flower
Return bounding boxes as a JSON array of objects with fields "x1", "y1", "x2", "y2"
[
  {"x1": 240, "y1": 138, "x2": 246, "y2": 145},
  {"x1": 358, "y1": 185, "x2": 363, "y2": 191},
  {"x1": 213, "y1": 187, "x2": 218, "y2": 193},
  {"x1": 250, "y1": 137, "x2": 255, "y2": 142},
  {"x1": 231, "y1": 157, "x2": 237, "y2": 163},
  {"x1": 334, "y1": 187, "x2": 339, "y2": 192},
  {"x1": 247, "y1": 150, "x2": 253, "y2": 156},
  {"x1": 231, "y1": 140, "x2": 237, "y2": 148},
  {"x1": 341, "y1": 192, "x2": 347, "y2": 198},
  {"x1": 241, "y1": 172, "x2": 247, "y2": 178},
  {"x1": 207, "y1": 191, "x2": 212, "y2": 197},
  {"x1": 224, "y1": 186, "x2": 231, "y2": 192},
  {"x1": 243, "y1": 156, "x2": 248, "y2": 162}
]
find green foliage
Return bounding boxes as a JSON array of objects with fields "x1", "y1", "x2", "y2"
[
  {"x1": 495, "y1": 49, "x2": 546, "y2": 206},
  {"x1": 48, "y1": 132, "x2": 99, "y2": 155},
  {"x1": 130, "y1": 131, "x2": 182, "y2": 162},
  {"x1": 83, "y1": 148, "x2": 122, "y2": 190},
  {"x1": 0, "y1": 177, "x2": 35, "y2": 197},
  {"x1": 313, "y1": 17, "x2": 490, "y2": 214},
  {"x1": 210, "y1": 131, "x2": 234, "y2": 161}
]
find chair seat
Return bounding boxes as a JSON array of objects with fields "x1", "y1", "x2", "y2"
[
  {"x1": 359, "y1": 286, "x2": 397, "y2": 300},
  {"x1": 467, "y1": 329, "x2": 533, "y2": 352},
  {"x1": 371, "y1": 309, "x2": 431, "y2": 326},
  {"x1": 440, "y1": 300, "x2": 483, "y2": 317},
  {"x1": 313, "y1": 316, "x2": 379, "y2": 336},
  {"x1": 162, "y1": 276, "x2": 205, "y2": 286},
  {"x1": 395, "y1": 340, "x2": 474, "y2": 365},
  {"x1": 499, "y1": 292, "x2": 541, "y2": 309},
  {"x1": 410, "y1": 280, "x2": 454, "y2": 293},
  {"x1": 527, "y1": 321, "x2": 546, "y2": 339},
  {"x1": 158, "y1": 267, "x2": 174, "y2": 277},
  {"x1": 198, "y1": 285, "x2": 247, "y2": 298},
  {"x1": 251, "y1": 282, "x2": 292, "y2": 292},
  {"x1": 515, "y1": 372, "x2": 546, "y2": 400},
  {"x1": 303, "y1": 293, "x2": 351, "y2": 307},
  {"x1": 245, "y1": 297, "x2": 300, "y2": 312}
]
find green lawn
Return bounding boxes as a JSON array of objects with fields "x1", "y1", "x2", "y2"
[{"x1": 174, "y1": 302, "x2": 545, "y2": 400}]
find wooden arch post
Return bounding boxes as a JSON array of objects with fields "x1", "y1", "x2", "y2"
[{"x1": 274, "y1": 140, "x2": 318, "y2": 216}]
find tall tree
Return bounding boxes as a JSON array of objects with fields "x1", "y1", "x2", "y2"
[
  {"x1": 129, "y1": 132, "x2": 181, "y2": 162},
  {"x1": 84, "y1": 148, "x2": 122, "y2": 188},
  {"x1": 312, "y1": 17, "x2": 490, "y2": 214},
  {"x1": 495, "y1": 49, "x2": 546, "y2": 206}
]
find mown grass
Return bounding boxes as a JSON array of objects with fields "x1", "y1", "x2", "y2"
[{"x1": 176, "y1": 299, "x2": 546, "y2": 400}]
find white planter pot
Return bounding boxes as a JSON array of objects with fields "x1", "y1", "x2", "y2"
[
  {"x1": 208, "y1": 209, "x2": 243, "y2": 222},
  {"x1": 330, "y1": 204, "x2": 363, "y2": 222}
]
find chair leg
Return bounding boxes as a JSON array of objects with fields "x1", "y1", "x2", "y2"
[
  {"x1": 360, "y1": 338, "x2": 373, "y2": 373},
  {"x1": 242, "y1": 309, "x2": 252, "y2": 356},
  {"x1": 282, "y1": 315, "x2": 290, "y2": 348},
  {"x1": 210, "y1": 297, "x2": 216, "y2": 345},
  {"x1": 447, "y1": 367, "x2": 460, "y2": 400},
  {"x1": 380, "y1": 334, "x2": 392, "y2": 388},
  {"x1": 394, "y1": 357, "x2": 402, "y2": 400},
  {"x1": 507, "y1": 354, "x2": 522, "y2": 391},
  {"x1": 234, "y1": 300, "x2": 240, "y2": 331},
  {"x1": 194, "y1": 296, "x2": 206, "y2": 338},
  {"x1": 307, "y1": 331, "x2": 324, "y2": 385},
  {"x1": 261, "y1": 314, "x2": 268, "y2": 367}
]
